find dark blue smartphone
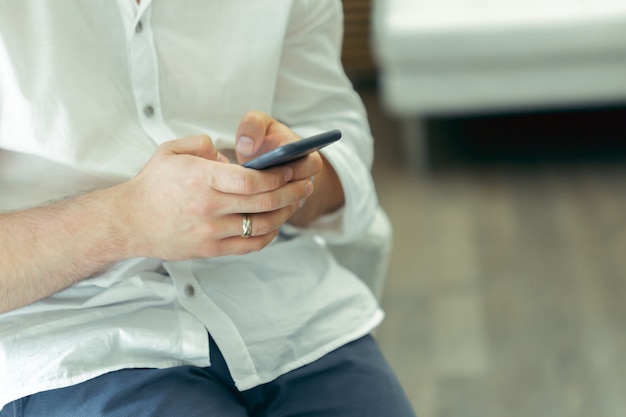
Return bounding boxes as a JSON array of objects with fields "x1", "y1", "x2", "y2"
[{"x1": 242, "y1": 129, "x2": 341, "y2": 170}]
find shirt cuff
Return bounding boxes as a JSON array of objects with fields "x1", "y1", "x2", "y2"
[{"x1": 281, "y1": 138, "x2": 378, "y2": 244}]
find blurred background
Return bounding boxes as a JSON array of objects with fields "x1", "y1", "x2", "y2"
[{"x1": 340, "y1": 1, "x2": 626, "y2": 416}]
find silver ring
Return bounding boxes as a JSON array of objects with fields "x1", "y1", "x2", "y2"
[{"x1": 241, "y1": 214, "x2": 252, "y2": 238}]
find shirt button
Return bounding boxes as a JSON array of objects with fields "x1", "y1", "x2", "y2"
[
  {"x1": 135, "y1": 21, "x2": 143, "y2": 33},
  {"x1": 143, "y1": 105, "x2": 155, "y2": 118},
  {"x1": 184, "y1": 284, "x2": 196, "y2": 297}
]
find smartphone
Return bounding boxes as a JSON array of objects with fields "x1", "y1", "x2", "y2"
[{"x1": 242, "y1": 129, "x2": 342, "y2": 170}]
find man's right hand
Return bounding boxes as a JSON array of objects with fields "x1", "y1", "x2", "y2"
[
  {"x1": 112, "y1": 134, "x2": 314, "y2": 260},
  {"x1": 0, "y1": 134, "x2": 313, "y2": 312}
]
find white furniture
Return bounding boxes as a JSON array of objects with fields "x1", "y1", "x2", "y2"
[{"x1": 372, "y1": 0, "x2": 626, "y2": 172}]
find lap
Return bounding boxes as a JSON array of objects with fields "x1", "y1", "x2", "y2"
[
  {"x1": 1, "y1": 335, "x2": 415, "y2": 417},
  {"x1": 2, "y1": 366, "x2": 248, "y2": 417},
  {"x1": 243, "y1": 335, "x2": 416, "y2": 417}
]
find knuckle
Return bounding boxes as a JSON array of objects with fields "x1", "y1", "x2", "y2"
[
  {"x1": 248, "y1": 113, "x2": 262, "y2": 126},
  {"x1": 256, "y1": 193, "x2": 278, "y2": 212},
  {"x1": 273, "y1": 171, "x2": 288, "y2": 188},
  {"x1": 234, "y1": 173, "x2": 256, "y2": 194},
  {"x1": 253, "y1": 217, "x2": 273, "y2": 236},
  {"x1": 184, "y1": 172, "x2": 203, "y2": 189},
  {"x1": 199, "y1": 221, "x2": 220, "y2": 238},
  {"x1": 260, "y1": 170, "x2": 287, "y2": 191},
  {"x1": 195, "y1": 134, "x2": 213, "y2": 152},
  {"x1": 157, "y1": 141, "x2": 173, "y2": 154},
  {"x1": 244, "y1": 110, "x2": 265, "y2": 125},
  {"x1": 188, "y1": 196, "x2": 219, "y2": 218},
  {"x1": 197, "y1": 133, "x2": 211, "y2": 143}
]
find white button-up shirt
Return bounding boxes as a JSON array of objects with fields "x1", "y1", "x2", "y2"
[{"x1": 0, "y1": 0, "x2": 383, "y2": 409}]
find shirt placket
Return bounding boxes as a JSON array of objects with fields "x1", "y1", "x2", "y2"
[
  {"x1": 127, "y1": 3, "x2": 176, "y2": 143},
  {"x1": 164, "y1": 260, "x2": 260, "y2": 390}
]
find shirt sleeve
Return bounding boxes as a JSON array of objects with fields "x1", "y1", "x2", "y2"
[{"x1": 272, "y1": 0, "x2": 378, "y2": 244}]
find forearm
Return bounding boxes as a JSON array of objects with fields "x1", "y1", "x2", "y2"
[
  {"x1": 0, "y1": 134, "x2": 309, "y2": 313},
  {"x1": 0, "y1": 186, "x2": 127, "y2": 313}
]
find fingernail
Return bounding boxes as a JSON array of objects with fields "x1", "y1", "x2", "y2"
[
  {"x1": 236, "y1": 136, "x2": 255, "y2": 156},
  {"x1": 305, "y1": 181, "x2": 314, "y2": 196},
  {"x1": 284, "y1": 168, "x2": 293, "y2": 182}
]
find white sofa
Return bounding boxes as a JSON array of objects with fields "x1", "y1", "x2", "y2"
[{"x1": 372, "y1": 0, "x2": 626, "y2": 171}]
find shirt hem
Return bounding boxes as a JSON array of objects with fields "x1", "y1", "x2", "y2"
[{"x1": 233, "y1": 308, "x2": 385, "y2": 391}]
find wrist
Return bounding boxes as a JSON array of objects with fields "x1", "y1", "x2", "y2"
[
  {"x1": 81, "y1": 184, "x2": 137, "y2": 263},
  {"x1": 289, "y1": 156, "x2": 344, "y2": 227}
]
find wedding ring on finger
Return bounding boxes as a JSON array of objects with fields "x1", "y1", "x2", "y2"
[{"x1": 241, "y1": 214, "x2": 252, "y2": 238}]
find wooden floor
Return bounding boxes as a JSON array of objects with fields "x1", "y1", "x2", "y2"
[{"x1": 359, "y1": 85, "x2": 626, "y2": 417}]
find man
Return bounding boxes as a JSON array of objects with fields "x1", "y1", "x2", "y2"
[{"x1": 0, "y1": 1, "x2": 415, "y2": 416}]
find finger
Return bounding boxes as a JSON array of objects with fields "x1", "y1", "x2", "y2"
[
  {"x1": 233, "y1": 204, "x2": 298, "y2": 237},
  {"x1": 203, "y1": 204, "x2": 299, "y2": 240},
  {"x1": 221, "y1": 194, "x2": 304, "y2": 251},
  {"x1": 210, "y1": 232, "x2": 279, "y2": 257},
  {"x1": 161, "y1": 134, "x2": 221, "y2": 161},
  {"x1": 235, "y1": 111, "x2": 273, "y2": 157},
  {"x1": 235, "y1": 111, "x2": 299, "y2": 163},
  {"x1": 284, "y1": 152, "x2": 324, "y2": 181},
  {"x1": 207, "y1": 164, "x2": 294, "y2": 195},
  {"x1": 226, "y1": 178, "x2": 314, "y2": 215}
]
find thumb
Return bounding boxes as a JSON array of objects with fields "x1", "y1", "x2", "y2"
[
  {"x1": 235, "y1": 111, "x2": 274, "y2": 159},
  {"x1": 235, "y1": 135, "x2": 259, "y2": 158}
]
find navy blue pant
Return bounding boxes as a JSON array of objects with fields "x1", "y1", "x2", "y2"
[{"x1": 1, "y1": 335, "x2": 416, "y2": 417}]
